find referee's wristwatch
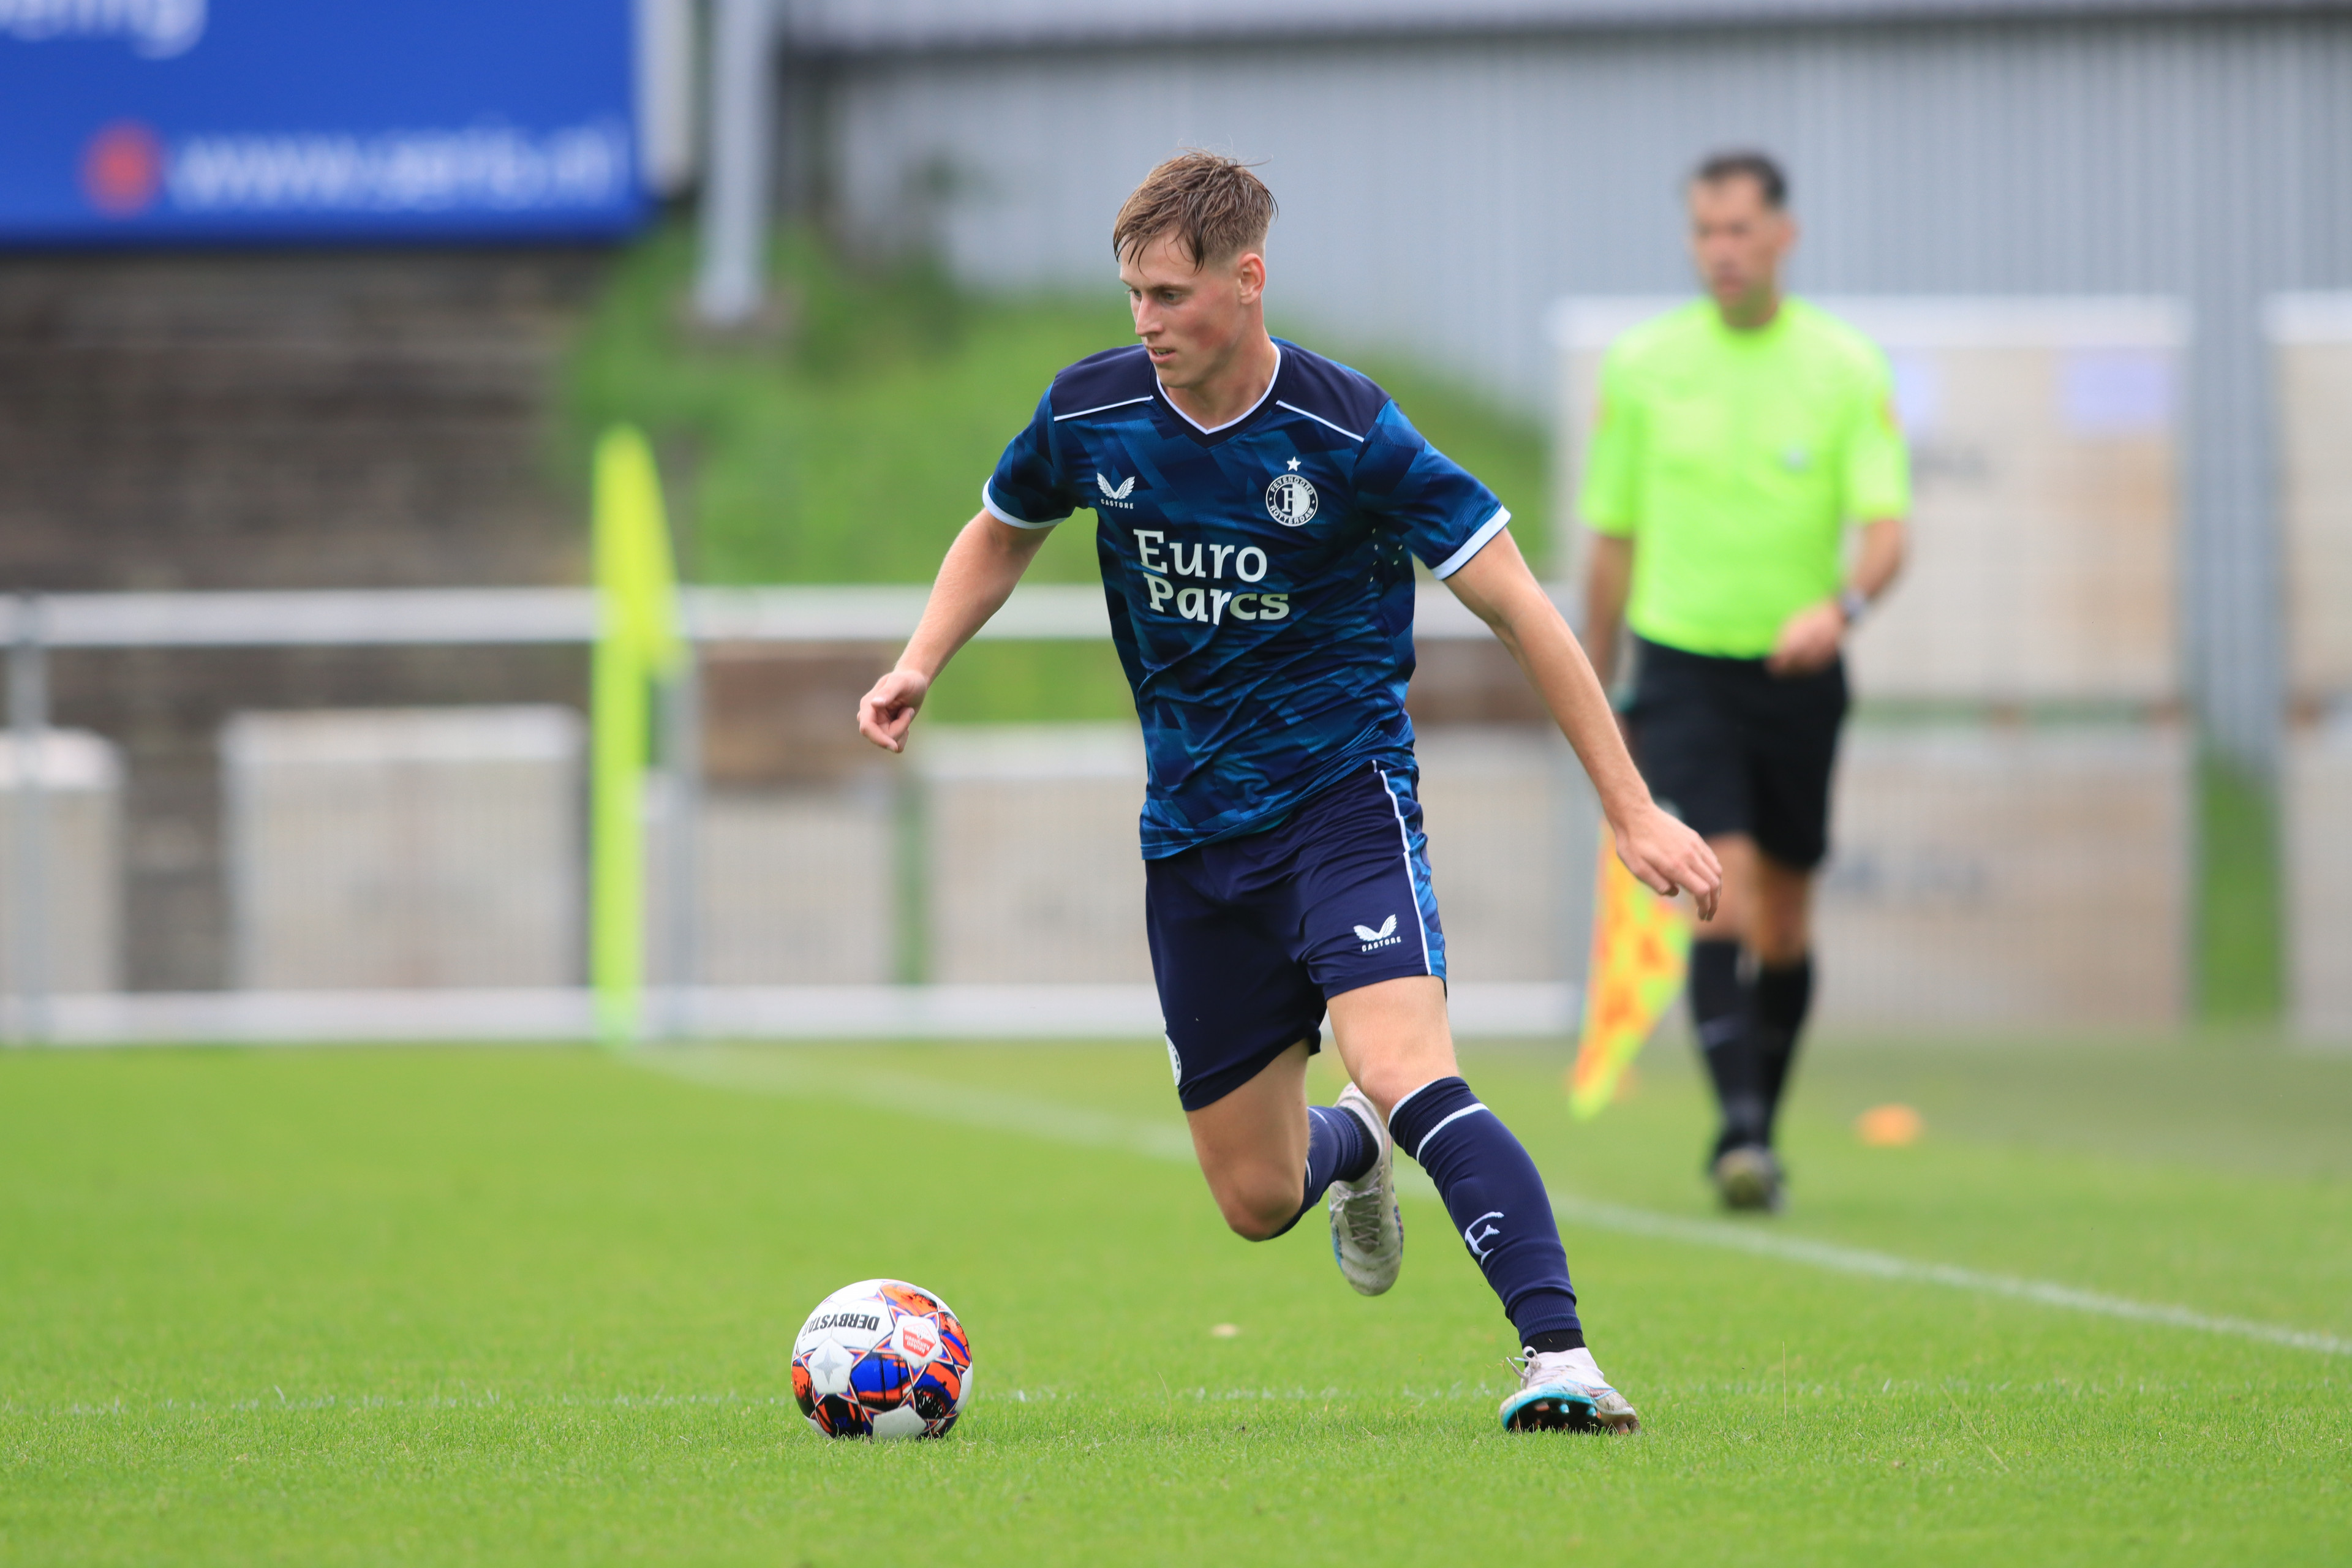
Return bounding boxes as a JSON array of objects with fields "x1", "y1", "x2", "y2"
[{"x1": 1836, "y1": 586, "x2": 1870, "y2": 628}]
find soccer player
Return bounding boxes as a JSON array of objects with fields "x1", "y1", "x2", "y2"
[
  {"x1": 1578, "y1": 151, "x2": 1909, "y2": 1212},
  {"x1": 858, "y1": 152, "x2": 1720, "y2": 1434}
]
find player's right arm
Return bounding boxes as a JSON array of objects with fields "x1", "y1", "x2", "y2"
[
  {"x1": 863, "y1": 380, "x2": 1079, "y2": 753},
  {"x1": 1446, "y1": 530, "x2": 1721, "y2": 921},
  {"x1": 856, "y1": 510, "x2": 1050, "y2": 754}
]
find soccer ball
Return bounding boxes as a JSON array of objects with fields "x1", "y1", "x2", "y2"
[{"x1": 791, "y1": 1278, "x2": 972, "y2": 1439}]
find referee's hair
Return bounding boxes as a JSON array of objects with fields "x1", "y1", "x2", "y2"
[
  {"x1": 1691, "y1": 149, "x2": 1789, "y2": 209},
  {"x1": 1114, "y1": 151, "x2": 1277, "y2": 268}
]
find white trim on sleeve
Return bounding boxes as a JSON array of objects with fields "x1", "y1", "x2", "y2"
[
  {"x1": 1431, "y1": 506, "x2": 1512, "y2": 580},
  {"x1": 981, "y1": 480, "x2": 1059, "y2": 530},
  {"x1": 1052, "y1": 395, "x2": 1154, "y2": 422},
  {"x1": 1274, "y1": 400, "x2": 1365, "y2": 443}
]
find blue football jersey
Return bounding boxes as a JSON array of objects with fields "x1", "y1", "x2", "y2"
[{"x1": 984, "y1": 340, "x2": 1512, "y2": 858}]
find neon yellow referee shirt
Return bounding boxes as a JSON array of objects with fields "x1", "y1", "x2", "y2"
[{"x1": 1580, "y1": 298, "x2": 1910, "y2": 659}]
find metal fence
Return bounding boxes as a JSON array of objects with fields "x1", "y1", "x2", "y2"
[
  {"x1": 0, "y1": 582, "x2": 1594, "y2": 1046},
  {"x1": 0, "y1": 577, "x2": 2218, "y2": 1049}
]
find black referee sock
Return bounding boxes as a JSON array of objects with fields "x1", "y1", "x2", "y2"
[
  {"x1": 1690, "y1": 939, "x2": 1766, "y2": 1157},
  {"x1": 1754, "y1": 956, "x2": 1815, "y2": 1147}
]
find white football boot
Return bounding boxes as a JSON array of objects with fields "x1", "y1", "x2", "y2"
[
  {"x1": 1326, "y1": 1083, "x2": 1403, "y2": 1296},
  {"x1": 1499, "y1": 1346, "x2": 1642, "y2": 1434}
]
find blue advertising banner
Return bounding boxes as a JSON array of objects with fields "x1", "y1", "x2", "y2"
[{"x1": 0, "y1": 0, "x2": 646, "y2": 244}]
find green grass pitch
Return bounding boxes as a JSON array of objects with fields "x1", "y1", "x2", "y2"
[{"x1": 3, "y1": 1035, "x2": 2347, "y2": 1564}]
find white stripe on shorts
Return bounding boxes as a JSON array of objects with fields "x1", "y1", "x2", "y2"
[{"x1": 1372, "y1": 763, "x2": 1434, "y2": 975}]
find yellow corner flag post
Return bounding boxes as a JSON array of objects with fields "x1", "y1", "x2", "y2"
[
  {"x1": 591, "y1": 426, "x2": 684, "y2": 1048},
  {"x1": 1567, "y1": 825, "x2": 1695, "y2": 1118}
]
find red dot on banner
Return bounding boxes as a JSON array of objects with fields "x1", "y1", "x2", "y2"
[{"x1": 82, "y1": 122, "x2": 164, "y2": 216}]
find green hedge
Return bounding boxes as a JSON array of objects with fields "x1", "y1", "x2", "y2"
[
  {"x1": 562, "y1": 228, "x2": 1099, "y2": 587},
  {"x1": 556, "y1": 227, "x2": 1552, "y2": 723}
]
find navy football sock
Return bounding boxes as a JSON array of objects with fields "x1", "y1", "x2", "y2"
[
  {"x1": 1310, "y1": 1102, "x2": 1378, "y2": 1190},
  {"x1": 1389, "y1": 1077, "x2": 1581, "y2": 1344},
  {"x1": 1691, "y1": 938, "x2": 1766, "y2": 1156},
  {"x1": 1270, "y1": 1102, "x2": 1378, "y2": 1238},
  {"x1": 1754, "y1": 956, "x2": 1814, "y2": 1145}
]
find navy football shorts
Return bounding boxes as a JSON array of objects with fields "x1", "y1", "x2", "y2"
[{"x1": 1146, "y1": 760, "x2": 1447, "y2": 1112}]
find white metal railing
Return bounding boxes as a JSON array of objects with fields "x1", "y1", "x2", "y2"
[
  {"x1": 0, "y1": 583, "x2": 1577, "y2": 1046},
  {"x1": 0, "y1": 581, "x2": 1520, "y2": 649}
]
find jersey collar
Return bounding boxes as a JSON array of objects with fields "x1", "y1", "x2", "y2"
[{"x1": 1156, "y1": 344, "x2": 1283, "y2": 446}]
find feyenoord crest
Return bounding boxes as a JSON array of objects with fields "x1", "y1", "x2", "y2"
[{"x1": 1265, "y1": 464, "x2": 1318, "y2": 527}]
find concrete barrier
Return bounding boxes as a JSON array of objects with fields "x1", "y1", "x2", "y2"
[
  {"x1": 223, "y1": 707, "x2": 582, "y2": 989},
  {"x1": 0, "y1": 730, "x2": 123, "y2": 996},
  {"x1": 1815, "y1": 723, "x2": 2189, "y2": 1030}
]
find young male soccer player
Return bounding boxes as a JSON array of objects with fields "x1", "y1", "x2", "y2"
[
  {"x1": 1579, "y1": 151, "x2": 1910, "y2": 1212},
  {"x1": 858, "y1": 152, "x2": 1721, "y2": 1433}
]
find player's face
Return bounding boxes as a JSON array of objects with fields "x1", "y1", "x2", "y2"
[
  {"x1": 1687, "y1": 176, "x2": 1795, "y2": 315},
  {"x1": 1120, "y1": 230, "x2": 1266, "y2": 391}
]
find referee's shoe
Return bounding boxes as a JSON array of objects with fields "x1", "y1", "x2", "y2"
[{"x1": 1711, "y1": 1144, "x2": 1784, "y2": 1212}]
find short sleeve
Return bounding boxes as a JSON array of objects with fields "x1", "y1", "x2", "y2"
[
  {"x1": 1578, "y1": 345, "x2": 1641, "y2": 538},
  {"x1": 1355, "y1": 401, "x2": 1510, "y2": 580},
  {"x1": 1841, "y1": 352, "x2": 1912, "y2": 521},
  {"x1": 982, "y1": 389, "x2": 1080, "y2": 529}
]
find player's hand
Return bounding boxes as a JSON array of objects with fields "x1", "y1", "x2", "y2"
[
  {"x1": 1612, "y1": 804, "x2": 1723, "y2": 922},
  {"x1": 1765, "y1": 600, "x2": 1847, "y2": 676},
  {"x1": 857, "y1": 668, "x2": 932, "y2": 753}
]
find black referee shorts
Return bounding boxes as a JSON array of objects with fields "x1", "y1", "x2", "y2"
[{"x1": 1626, "y1": 636, "x2": 1848, "y2": 872}]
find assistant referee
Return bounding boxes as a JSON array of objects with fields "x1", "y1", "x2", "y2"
[{"x1": 1579, "y1": 151, "x2": 1909, "y2": 1212}]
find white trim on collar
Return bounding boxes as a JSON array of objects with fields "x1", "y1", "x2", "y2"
[{"x1": 1162, "y1": 344, "x2": 1282, "y2": 434}]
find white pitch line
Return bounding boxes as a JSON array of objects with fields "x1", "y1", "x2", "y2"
[
  {"x1": 647, "y1": 1050, "x2": 1198, "y2": 1163},
  {"x1": 1537, "y1": 1193, "x2": 2352, "y2": 1357},
  {"x1": 639, "y1": 1049, "x2": 2352, "y2": 1359}
]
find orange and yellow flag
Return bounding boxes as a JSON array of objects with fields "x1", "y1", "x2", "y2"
[{"x1": 1566, "y1": 827, "x2": 1694, "y2": 1118}]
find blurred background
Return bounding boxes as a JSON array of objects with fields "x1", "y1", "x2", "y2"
[{"x1": 2, "y1": 0, "x2": 2348, "y2": 1047}]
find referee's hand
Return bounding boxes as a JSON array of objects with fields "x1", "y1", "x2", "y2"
[
  {"x1": 1765, "y1": 600, "x2": 1847, "y2": 677},
  {"x1": 1614, "y1": 805, "x2": 1723, "y2": 922}
]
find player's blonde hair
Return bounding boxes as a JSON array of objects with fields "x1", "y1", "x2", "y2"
[{"x1": 1112, "y1": 151, "x2": 1276, "y2": 269}]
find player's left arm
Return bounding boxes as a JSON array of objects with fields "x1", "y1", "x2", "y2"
[
  {"x1": 1445, "y1": 530, "x2": 1723, "y2": 919},
  {"x1": 1764, "y1": 517, "x2": 1906, "y2": 676}
]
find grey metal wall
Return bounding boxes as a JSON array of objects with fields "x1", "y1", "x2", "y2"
[{"x1": 798, "y1": 11, "x2": 2352, "y2": 763}]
